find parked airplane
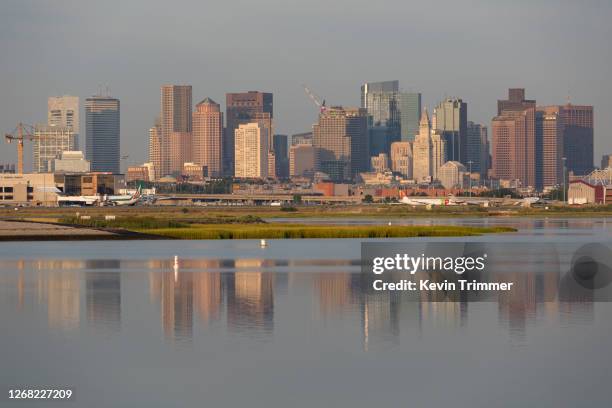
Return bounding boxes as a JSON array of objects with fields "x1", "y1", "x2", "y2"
[{"x1": 104, "y1": 187, "x2": 142, "y2": 206}]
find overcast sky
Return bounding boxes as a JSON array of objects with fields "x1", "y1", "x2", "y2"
[{"x1": 1, "y1": 0, "x2": 611, "y2": 171}]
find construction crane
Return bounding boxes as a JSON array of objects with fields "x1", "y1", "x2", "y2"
[
  {"x1": 302, "y1": 85, "x2": 327, "y2": 113},
  {"x1": 4, "y1": 123, "x2": 36, "y2": 174}
]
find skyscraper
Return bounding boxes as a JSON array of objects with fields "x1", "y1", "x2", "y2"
[
  {"x1": 33, "y1": 125, "x2": 78, "y2": 173},
  {"x1": 535, "y1": 108, "x2": 563, "y2": 189},
  {"x1": 492, "y1": 89, "x2": 536, "y2": 187},
  {"x1": 559, "y1": 104, "x2": 593, "y2": 175},
  {"x1": 433, "y1": 98, "x2": 467, "y2": 163},
  {"x1": 148, "y1": 118, "x2": 161, "y2": 180},
  {"x1": 312, "y1": 107, "x2": 368, "y2": 182},
  {"x1": 412, "y1": 110, "x2": 446, "y2": 182},
  {"x1": 192, "y1": 98, "x2": 223, "y2": 177},
  {"x1": 466, "y1": 121, "x2": 489, "y2": 178},
  {"x1": 161, "y1": 85, "x2": 192, "y2": 177},
  {"x1": 397, "y1": 92, "x2": 422, "y2": 142},
  {"x1": 225, "y1": 92, "x2": 273, "y2": 176},
  {"x1": 361, "y1": 80, "x2": 399, "y2": 110},
  {"x1": 48, "y1": 96, "x2": 79, "y2": 134},
  {"x1": 234, "y1": 123, "x2": 268, "y2": 179},
  {"x1": 273, "y1": 134, "x2": 289, "y2": 179},
  {"x1": 85, "y1": 95, "x2": 120, "y2": 173}
]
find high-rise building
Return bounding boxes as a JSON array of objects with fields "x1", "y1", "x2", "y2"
[
  {"x1": 361, "y1": 81, "x2": 421, "y2": 145},
  {"x1": 466, "y1": 121, "x2": 489, "y2": 178},
  {"x1": 225, "y1": 92, "x2": 273, "y2": 175},
  {"x1": 412, "y1": 110, "x2": 446, "y2": 182},
  {"x1": 492, "y1": 89, "x2": 536, "y2": 188},
  {"x1": 48, "y1": 96, "x2": 79, "y2": 135},
  {"x1": 161, "y1": 85, "x2": 192, "y2": 177},
  {"x1": 234, "y1": 123, "x2": 268, "y2": 179},
  {"x1": 497, "y1": 88, "x2": 536, "y2": 114},
  {"x1": 390, "y1": 141, "x2": 413, "y2": 179},
  {"x1": 397, "y1": 92, "x2": 422, "y2": 142},
  {"x1": 559, "y1": 104, "x2": 593, "y2": 175},
  {"x1": 433, "y1": 98, "x2": 467, "y2": 163},
  {"x1": 535, "y1": 108, "x2": 564, "y2": 189},
  {"x1": 361, "y1": 80, "x2": 399, "y2": 110},
  {"x1": 192, "y1": 98, "x2": 223, "y2": 177},
  {"x1": 312, "y1": 107, "x2": 369, "y2": 182},
  {"x1": 291, "y1": 132, "x2": 312, "y2": 146},
  {"x1": 289, "y1": 144, "x2": 316, "y2": 179},
  {"x1": 148, "y1": 118, "x2": 161, "y2": 181},
  {"x1": 33, "y1": 125, "x2": 78, "y2": 173},
  {"x1": 85, "y1": 95, "x2": 120, "y2": 173},
  {"x1": 273, "y1": 134, "x2": 289, "y2": 179},
  {"x1": 602, "y1": 154, "x2": 612, "y2": 170}
]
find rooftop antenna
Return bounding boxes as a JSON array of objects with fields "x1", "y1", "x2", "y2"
[{"x1": 566, "y1": 89, "x2": 571, "y2": 106}]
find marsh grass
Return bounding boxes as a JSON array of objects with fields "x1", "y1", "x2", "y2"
[{"x1": 136, "y1": 224, "x2": 516, "y2": 240}]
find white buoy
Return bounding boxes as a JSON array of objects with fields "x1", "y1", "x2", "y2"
[{"x1": 260, "y1": 239, "x2": 268, "y2": 248}]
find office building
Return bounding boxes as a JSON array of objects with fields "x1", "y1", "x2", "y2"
[
  {"x1": 398, "y1": 92, "x2": 422, "y2": 141},
  {"x1": 273, "y1": 134, "x2": 289, "y2": 179},
  {"x1": 48, "y1": 96, "x2": 79, "y2": 134},
  {"x1": 439, "y1": 161, "x2": 468, "y2": 189},
  {"x1": 390, "y1": 141, "x2": 413, "y2": 179},
  {"x1": 560, "y1": 104, "x2": 594, "y2": 175},
  {"x1": 234, "y1": 123, "x2": 268, "y2": 179},
  {"x1": 492, "y1": 89, "x2": 536, "y2": 188},
  {"x1": 291, "y1": 132, "x2": 313, "y2": 146},
  {"x1": 497, "y1": 88, "x2": 536, "y2": 114},
  {"x1": 33, "y1": 125, "x2": 78, "y2": 173},
  {"x1": 535, "y1": 108, "x2": 563, "y2": 189},
  {"x1": 313, "y1": 107, "x2": 368, "y2": 182},
  {"x1": 85, "y1": 95, "x2": 120, "y2": 173},
  {"x1": 289, "y1": 144, "x2": 316, "y2": 179},
  {"x1": 412, "y1": 110, "x2": 446, "y2": 182},
  {"x1": 433, "y1": 98, "x2": 467, "y2": 163},
  {"x1": 602, "y1": 155, "x2": 612, "y2": 169},
  {"x1": 148, "y1": 119, "x2": 161, "y2": 181},
  {"x1": 192, "y1": 98, "x2": 223, "y2": 177},
  {"x1": 161, "y1": 85, "x2": 192, "y2": 177},
  {"x1": 225, "y1": 92, "x2": 273, "y2": 175},
  {"x1": 361, "y1": 80, "x2": 399, "y2": 110},
  {"x1": 53, "y1": 151, "x2": 91, "y2": 173},
  {"x1": 466, "y1": 121, "x2": 489, "y2": 178}
]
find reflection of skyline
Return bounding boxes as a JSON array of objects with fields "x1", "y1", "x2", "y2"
[
  {"x1": 86, "y1": 270, "x2": 121, "y2": 333},
  {"x1": 227, "y1": 268, "x2": 274, "y2": 336},
  {"x1": 5, "y1": 258, "x2": 600, "y2": 348}
]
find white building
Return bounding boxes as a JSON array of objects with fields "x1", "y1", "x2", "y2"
[
  {"x1": 234, "y1": 123, "x2": 268, "y2": 179},
  {"x1": 53, "y1": 151, "x2": 90, "y2": 173},
  {"x1": 33, "y1": 125, "x2": 78, "y2": 173}
]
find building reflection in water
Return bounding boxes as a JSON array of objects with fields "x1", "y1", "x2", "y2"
[
  {"x1": 4, "y1": 253, "x2": 600, "y2": 348},
  {"x1": 85, "y1": 261, "x2": 122, "y2": 333},
  {"x1": 226, "y1": 259, "x2": 274, "y2": 337}
]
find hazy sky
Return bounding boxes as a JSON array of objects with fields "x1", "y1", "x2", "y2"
[{"x1": 1, "y1": 0, "x2": 611, "y2": 171}]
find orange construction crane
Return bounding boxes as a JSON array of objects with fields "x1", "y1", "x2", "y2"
[{"x1": 4, "y1": 123, "x2": 36, "y2": 174}]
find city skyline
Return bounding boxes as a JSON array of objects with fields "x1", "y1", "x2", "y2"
[{"x1": 1, "y1": 1, "x2": 610, "y2": 168}]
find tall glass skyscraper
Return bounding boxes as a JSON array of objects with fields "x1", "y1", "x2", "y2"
[
  {"x1": 433, "y1": 98, "x2": 467, "y2": 164},
  {"x1": 85, "y1": 95, "x2": 120, "y2": 173},
  {"x1": 397, "y1": 92, "x2": 421, "y2": 142}
]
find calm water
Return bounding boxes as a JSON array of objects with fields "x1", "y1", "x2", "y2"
[{"x1": 1, "y1": 217, "x2": 611, "y2": 407}]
